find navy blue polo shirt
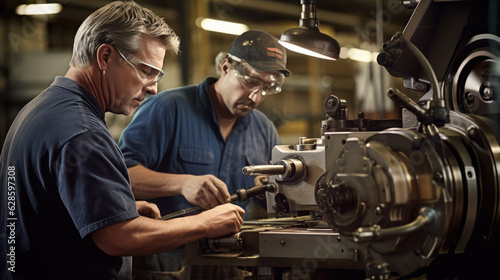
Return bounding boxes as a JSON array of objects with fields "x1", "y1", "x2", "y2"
[
  {"x1": 119, "y1": 77, "x2": 280, "y2": 216},
  {"x1": 0, "y1": 77, "x2": 138, "y2": 279}
]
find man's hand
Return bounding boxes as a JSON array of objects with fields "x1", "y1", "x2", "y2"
[
  {"x1": 136, "y1": 201, "x2": 161, "y2": 219},
  {"x1": 127, "y1": 166, "x2": 232, "y2": 207},
  {"x1": 180, "y1": 175, "x2": 231, "y2": 209},
  {"x1": 197, "y1": 204, "x2": 245, "y2": 238},
  {"x1": 92, "y1": 202, "x2": 245, "y2": 257},
  {"x1": 253, "y1": 175, "x2": 269, "y2": 200}
]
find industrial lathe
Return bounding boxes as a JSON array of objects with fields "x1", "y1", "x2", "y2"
[{"x1": 187, "y1": 0, "x2": 500, "y2": 278}]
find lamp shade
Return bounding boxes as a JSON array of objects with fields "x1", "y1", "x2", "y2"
[{"x1": 279, "y1": 27, "x2": 340, "y2": 60}]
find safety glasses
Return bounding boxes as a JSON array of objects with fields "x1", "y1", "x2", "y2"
[
  {"x1": 117, "y1": 49, "x2": 164, "y2": 85},
  {"x1": 227, "y1": 53, "x2": 285, "y2": 96}
]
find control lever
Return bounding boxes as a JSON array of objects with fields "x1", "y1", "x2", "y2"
[{"x1": 160, "y1": 184, "x2": 275, "y2": 220}]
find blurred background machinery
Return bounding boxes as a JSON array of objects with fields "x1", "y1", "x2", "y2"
[{"x1": 187, "y1": 0, "x2": 500, "y2": 279}]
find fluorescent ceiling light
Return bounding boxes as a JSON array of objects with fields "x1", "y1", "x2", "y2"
[
  {"x1": 196, "y1": 17, "x2": 248, "y2": 35},
  {"x1": 16, "y1": 3, "x2": 62, "y2": 15},
  {"x1": 340, "y1": 47, "x2": 380, "y2": 63},
  {"x1": 339, "y1": 47, "x2": 349, "y2": 59},
  {"x1": 347, "y1": 48, "x2": 373, "y2": 63}
]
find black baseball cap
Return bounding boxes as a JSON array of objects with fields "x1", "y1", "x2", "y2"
[{"x1": 227, "y1": 30, "x2": 291, "y2": 77}]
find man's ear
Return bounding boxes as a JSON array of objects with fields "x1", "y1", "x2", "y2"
[
  {"x1": 96, "y1": 44, "x2": 113, "y2": 71},
  {"x1": 220, "y1": 58, "x2": 231, "y2": 76}
]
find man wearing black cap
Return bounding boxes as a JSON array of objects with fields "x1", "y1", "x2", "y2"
[{"x1": 118, "y1": 30, "x2": 291, "y2": 279}]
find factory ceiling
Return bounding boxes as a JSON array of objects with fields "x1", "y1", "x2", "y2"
[{"x1": 1, "y1": 0, "x2": 414, "y2": 49}]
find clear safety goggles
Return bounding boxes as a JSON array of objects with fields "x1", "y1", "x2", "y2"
[
  {"x1": 228, "y1": 53, "x2": 285, "y2": 96},
  {"x1": 117, "y1": 49, "x2": 164, "y2": 85}
]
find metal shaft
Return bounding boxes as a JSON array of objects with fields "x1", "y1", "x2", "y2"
[
  {"x1": 161, "y1": 184, "x2": 274, "y2": 220},
  {"x1": 241, "y1": 165, "x2": 285, "y2": 175}
]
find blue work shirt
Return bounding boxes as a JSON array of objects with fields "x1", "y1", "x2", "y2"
[
  {"x1": 119, "y1": 77, "x2": 281, "y2": 216},
  {"x1": 0, "y1": 77, "x2": 138, "y2": 280}
]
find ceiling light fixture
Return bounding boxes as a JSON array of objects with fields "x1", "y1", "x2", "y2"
[
  {"x1": 340, "y1": 47, "x2": 380, "y2": 63},
  {"x1": 279, "y1": 0, "x2": 340, "y2": 60},
  {"x1": 16, "y1": 3, "x2": 62, "y2": 15},
  {"x1": 196, "y1": 17, "x2": 249, "y2": 36}
]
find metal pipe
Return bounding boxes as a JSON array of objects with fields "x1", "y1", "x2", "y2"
[{"x1": 353, "y1": 207, "x2": 436, "y2": 242}]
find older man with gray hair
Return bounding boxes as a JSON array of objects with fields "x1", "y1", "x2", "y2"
[{"x1": 0, "y1": 2, "x2": 244, "y2": 280}]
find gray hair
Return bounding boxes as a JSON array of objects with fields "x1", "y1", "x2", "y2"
[
  {"x1": 70, "y1": 0, "x2": 180, "y2": 67},
  {"x1": 214, "y1": 51, "x2": 227, "y2": 77}
]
